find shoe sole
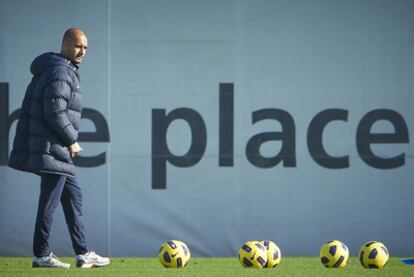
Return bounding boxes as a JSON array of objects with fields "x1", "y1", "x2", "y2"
[
  {"x1": 77, "y1": 261, "x2": 110, "y2": 268},
  {"x1": 32, "y1": 262, "x2": 70, "y2": 269}
]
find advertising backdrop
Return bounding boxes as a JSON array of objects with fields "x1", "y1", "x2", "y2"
[{"x1": 0, "y1": 0, "x2": 413, "y2": 257}]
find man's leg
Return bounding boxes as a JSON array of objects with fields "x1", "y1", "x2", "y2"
[
  {"x1": 61, "y1": 175, "x2": 110, "y2": 268},
  {"x1": 33, "y1": 174, "x2": 66, "y2": 258},
  {"x1": 60, "y1": 175, "x2": 88, "y2": 255}
]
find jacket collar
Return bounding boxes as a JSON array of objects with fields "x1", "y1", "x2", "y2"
[
  {"x1": 57, "y1": 53, "x2": 79, "y2": 70},
  {"x1": 66, "y1": 59, "x2": 79, "y2": 70}
]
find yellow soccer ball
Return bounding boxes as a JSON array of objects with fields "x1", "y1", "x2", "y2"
[
  {"x1": 320, "y1": 240, "x2": 349, "y2": 268},
  {"x1": 158, "y1": 240, "x2": 191, "y2": 268},
  {"x1": 359, "y1": 241, "x2": 389, "y2": 269},
  {"x1": 238, "y1": 241, "x2": 268, "y2": 269},
  {"x1": 261, "y1": 240, "x2": 282, "y2": 268}
]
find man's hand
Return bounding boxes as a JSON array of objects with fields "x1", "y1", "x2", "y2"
[{"x1": 69, "y1": 142, "x2": 83, "y2": 158}]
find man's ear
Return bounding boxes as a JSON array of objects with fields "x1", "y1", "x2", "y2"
[{"x1": 61, "y1": 40, "x2": 68, "y2": 52}]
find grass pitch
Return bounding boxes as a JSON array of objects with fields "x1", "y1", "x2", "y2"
[{"x1": 0, "y1": 257, "x2": 412, "y2": 276}]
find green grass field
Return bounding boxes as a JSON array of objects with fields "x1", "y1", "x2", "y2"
[{"x1": 0, "y1": 257, "x2": 412, "y2": 276}]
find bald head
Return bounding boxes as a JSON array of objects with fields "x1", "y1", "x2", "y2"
[{"x1": 60, "y1": 28, "x2": 88, "y2": 65}]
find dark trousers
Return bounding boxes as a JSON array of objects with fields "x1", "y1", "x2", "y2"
[{"x1": 33, "y1": 174, "x2": 88, "y2": 257}]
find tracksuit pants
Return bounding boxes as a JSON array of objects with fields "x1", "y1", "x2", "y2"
[{"x1": 33, "y1": 174, "x2": 88, "y2": 257}]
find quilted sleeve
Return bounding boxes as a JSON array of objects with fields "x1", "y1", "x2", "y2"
[{"x1": 42, "y1": 80, "x2": 77, "y2": 146}]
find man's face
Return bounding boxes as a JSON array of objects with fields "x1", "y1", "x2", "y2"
[{"x1": 63, "y1": 34, "x2": 88, "y2": 64}]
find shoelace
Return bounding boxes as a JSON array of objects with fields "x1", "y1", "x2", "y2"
[
  {"x1": 87, "y1": 251, "x2": 99, "y2": 259},
  {"x1": 49, "y1": 253, "x2": 62, "y2": 264},
  {"x1": 89, "y1": 252, "x2": 100, "y2": 261}
]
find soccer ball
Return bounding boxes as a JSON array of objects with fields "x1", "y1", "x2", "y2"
[
  {"x1": 238, "y1": 241, "x2": 268, "y2": 268},
  {"x1": 359, "y1": 241, "x2": 389, "y2": 269},
  {"x1": 261, "y1": 240, "x2": 282, "y2": 268},
  {"x1": 320, "y1": 240, "x2": 349, "y2": 268},
  {"x1": 158, "y1": 240, "x2": 191, "y2": 268}
]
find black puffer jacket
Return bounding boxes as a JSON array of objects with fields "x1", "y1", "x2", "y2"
[{"x1": 9, "y1": 52, "x2": 82, "y2": 176}]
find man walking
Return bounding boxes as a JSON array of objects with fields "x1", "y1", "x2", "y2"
[{"x1": 9, "y1": 28, "x2": 110, "y2": 269}]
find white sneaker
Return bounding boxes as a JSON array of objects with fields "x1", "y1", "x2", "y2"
[
  {"x1": 76, "y1": 251, "x2": 110, "y2": 268},
  {"x1": 32, "y1": 252, "x2": 70, "y2": 268}
]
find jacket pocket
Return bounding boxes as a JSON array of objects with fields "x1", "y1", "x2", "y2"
[{"x1": 50, "y1": 143, "x2": 71, "y2": 162}]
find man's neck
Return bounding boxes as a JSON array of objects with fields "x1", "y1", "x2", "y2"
[{"x1": 59, "y1": 53, "x2": 79, "y2": 70}]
